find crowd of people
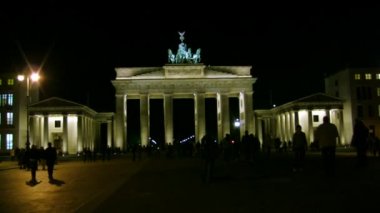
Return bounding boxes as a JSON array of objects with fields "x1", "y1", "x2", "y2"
[
  {"x1": 14, "y1": 142, "x2": 57, "y2": 185},
  {"x1": 10, "y1": 115, "x2": 380, "y2": 184}
]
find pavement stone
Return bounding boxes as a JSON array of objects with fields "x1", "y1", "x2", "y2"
[{"x1": 1, "y1": 151, "x2": 380, "y2": 213}]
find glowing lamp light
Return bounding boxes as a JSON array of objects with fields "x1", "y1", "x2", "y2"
[{"x1": 234, "y1": 119, "x2": 240, "y2": 128}]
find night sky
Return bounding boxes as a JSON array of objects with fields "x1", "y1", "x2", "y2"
[{"x1": 1, "y1": 3, "x2": 380, "y2": 113}]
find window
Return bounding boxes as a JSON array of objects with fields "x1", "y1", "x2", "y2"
[
  {"x1": 7, "y1": 79, "x2": 14, "y2": 85},
  {"x1": 335, "y1": 91, "x2": 339, "y2": 97},
  {"x1": 6, "y1": 112, "x2": 13, "y2": 125},
  {"x1": 7, "y1": 94, "x2": 13, "y2": 106},
  {"x1": 365, "y1": 73, "x2": 372, "y2": 80},
  {"x1": 357, "y1": 105, "x2": 364, "y2": 118},
  {"x1": 6, "y1": 134, "x2": 13, "y2": 150},
  {"x1": 55, "y1": 120, "x2": 61, "y2": 128},
  {"x1": 0, "y1": 79, "x2": 2, "y2": 85},
  {"x1": 313, "y1": 115, "x2": 319, "y2": 122},
  {"x1": 356, "y1": 87, "x2": 362, "y2": 100},
  {"x1": 368, "y1": 105, "x2": 374, "y2": 117},
  {"x1": 0, "y1": 94, "x2": 14, "y2": 106},
  {"x1": 354, "y1": 74, "x2": 361, "y2": 80},
  {"x1": 334, "y1": 80, "x2": 338, "y2": 86},
  {"x1": 368, "y1": 87, "x2": 372, "y2": 100},
  {"x1": 377, "y1": 88, "x2": 380, "y2": 96}
]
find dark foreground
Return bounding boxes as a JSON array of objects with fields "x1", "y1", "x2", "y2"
[{"x1": 1, "y1": 151, "x2": 380, "y2": 213}]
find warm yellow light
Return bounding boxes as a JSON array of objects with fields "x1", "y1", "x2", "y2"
[
  {"x1": 30, "y1": 72, "x2": 40, "y2": 82},
  {"x1": 17, "y1": 75, "x2": 25, "y2": 81}
]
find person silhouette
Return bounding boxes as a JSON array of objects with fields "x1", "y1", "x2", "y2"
[
  {"x1": 45, "y1": 142, "x2": 57, "y2": 181},
  {"x1": 292, "y1": 124, "x2": 308, "y2": 172},
  {"x1": 351, "y1": 118, "x2": 369, "y2": 168},
  {"x1": 315, "y1": 116, "x2": 340, "y2": 176}
]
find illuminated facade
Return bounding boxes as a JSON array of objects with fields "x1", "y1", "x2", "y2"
[
  {"x1": 112, "y1": 32, "x2": 256, "y2": 150},
  {"x1": 0, "y1": 73, "x2": 39, "y2": 153},
  {"x1": 112, "y1": 65, "x2": 256, "y2": 150},
  {"x1": 325, "y1": 68, "x2": 380, "y2": 141},
  {"x1": 28, "y1": 97, "x2": 114, "y2": 155},
  {"x1": 254, "y1": 93, "x2": 346, "y2": 146}
]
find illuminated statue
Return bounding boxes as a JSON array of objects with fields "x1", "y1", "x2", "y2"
[
  {"x1": 167, "y1": 31, "x2": 201, "y2": 64},
  {"x1": 168, "y1": 49, "x2": 176, "y2": 63}
]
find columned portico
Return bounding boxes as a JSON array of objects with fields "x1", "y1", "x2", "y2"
[
  {"x1": 254, "y1": 93, "x2": 346, "y2": 146},
  {"x1": 28, "y1": 97, "x2": 114, "y2": 155},
  {"x1": 112, "y1": 65, "x2": 256, "y2": 150}
]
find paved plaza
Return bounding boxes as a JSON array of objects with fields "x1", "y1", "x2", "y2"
[{"x1": 1, "y1": 150, "x2": 380, "y2": 213}]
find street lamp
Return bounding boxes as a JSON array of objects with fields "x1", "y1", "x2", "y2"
[{"x1": 18, "y1": 72, "x2": 40, "y2": 148}]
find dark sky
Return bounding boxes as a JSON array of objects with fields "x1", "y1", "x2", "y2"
[{"x1": 1, "y1": 2, "x2": 380, "y2": 112}]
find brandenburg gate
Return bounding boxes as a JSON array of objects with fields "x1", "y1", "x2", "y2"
[{"x1": 112, "y1": 32, "x2": 256, "y2": 150}]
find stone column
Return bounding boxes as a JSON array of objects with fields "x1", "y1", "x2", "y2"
[
  {"x1": 63, "y1": 114, "x2": 68, "y2": 154},
  {"x1": 240, "y1": 91, "x2": 254, "y2": 139},
  {"x1": 289, "y1": 111, "x2": 294, "y2": 137},
  {"x1": 294, "y1": 110, "x2": 299, "y2": 126},
  {"x1": 194, "y1": 93, "x2": 206, "y2": 143},
  {"x1": 308, "y1": 109, "x2": 314, "y2": 143},
  {"x1": 245, "y1": 92, "x2": 254, "y2": 134},
  {"x1": 43, "y1": 115, "x2": 49, "y2": 146},
  {"x1": 339, "y1": 109, "x2": 345, "y2": 145},
  {"x1": 107, "y1": 120, "x2": 113, "y2": 147},
  {"x1": 77, "y1": 115, "x2": 83, "y2": 152},
  {"x1": 164, "y1": 94, "x2": 173, "y2": 144},
  {"x1": 115, "y1": 95, "x2": 126, "y2": 151},
  {"x1": 140, "y1": 94, "x2": 149, "y2": 147},
  {"x1": 217, "y1": 93, "x2": 230, "y2": 143}
]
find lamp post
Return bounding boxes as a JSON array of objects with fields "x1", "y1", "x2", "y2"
[{"x1": 18, "y1": 72, "x2": 40, "y2": 148}]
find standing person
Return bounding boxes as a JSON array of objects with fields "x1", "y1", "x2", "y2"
[
  {"x1": 315, "y1": 116, "x2": 340, "y2": 176},
  {"x1": 201, "y1": 134, "x2": 218, "y2": 183},
  {"x1": 292, "y1": 124, "x2": 308, "y2": 172},
  {"x1": 351, "y1": 118, "x2": 369, "y2": 168},
  {"x1": 28, "y1": 145, "x2": 40, "y2": 184},
  {"x1": 45, "y1": 142, "x2": 57, "y2": 181}
]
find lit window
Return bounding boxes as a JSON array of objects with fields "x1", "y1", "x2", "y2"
[
  {"x1": 6, "y1": 112, "x2": 13, "y2": 125},
  {"x1": 1, "y1": 94, "x2": 6, "y2": 106},
  {"x1": 365, "y1": 73, "x2": 372, "y2": 80},
  {"x1": 0, "y1": 79, "x2": 2, "y2": 85},
  {"x1": 7, "y1": 79, "x2": 14, "y2": 85},
  {"x1": 6, "y1": 134, "x2": 13, "y2": 150},
  {"x1": 7, "y1": 94, "x2": 13, "y2": 106},
  {"x1": 354, "y1": 74, "x2": 361, "y2": 80},
  {"x1": 376, "y1": 74, "x2": 380, "y2": 80}
]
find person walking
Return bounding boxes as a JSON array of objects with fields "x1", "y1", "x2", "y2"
[
  {"x1": 45, "y1": 142, "x2": 57, "y2": 181},
  {"x1": 351, "y1": 118, "x2": 369, "y2": 168},
  {"x1": 292, "y1": 124, "x2": 308, "y2": 172},
  {"x1": 315, "y1": 116, "x2": 340, "y2": 176}
]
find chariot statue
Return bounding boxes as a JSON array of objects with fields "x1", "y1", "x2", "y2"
[{"x1": 167, "y1": 31, "x2": 202, "y2": 64}]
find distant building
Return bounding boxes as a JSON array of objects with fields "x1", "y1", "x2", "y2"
[
  {"x1": 254, "y1": 93, "x2": 345, "y2": 146},
  {"x1": 325, "y1": 68, "x2": 380, "y2": 141},
  {"x1": 28, "y1": 97, "x2": 114, "y2": 155},
  {"x1": 0, "y1": 72, "x2": 39, "y2": 154},
  {"x1": 0, "y1": 71, "x2": 113, "y2": 155}
]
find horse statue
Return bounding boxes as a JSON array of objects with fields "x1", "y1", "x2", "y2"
[
  {"x1": 191, "y1": 48, "x2": 201, "y2": 63},
  {"x1": 168, "y1": 49, "x2": 176, "y2": 63}
]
